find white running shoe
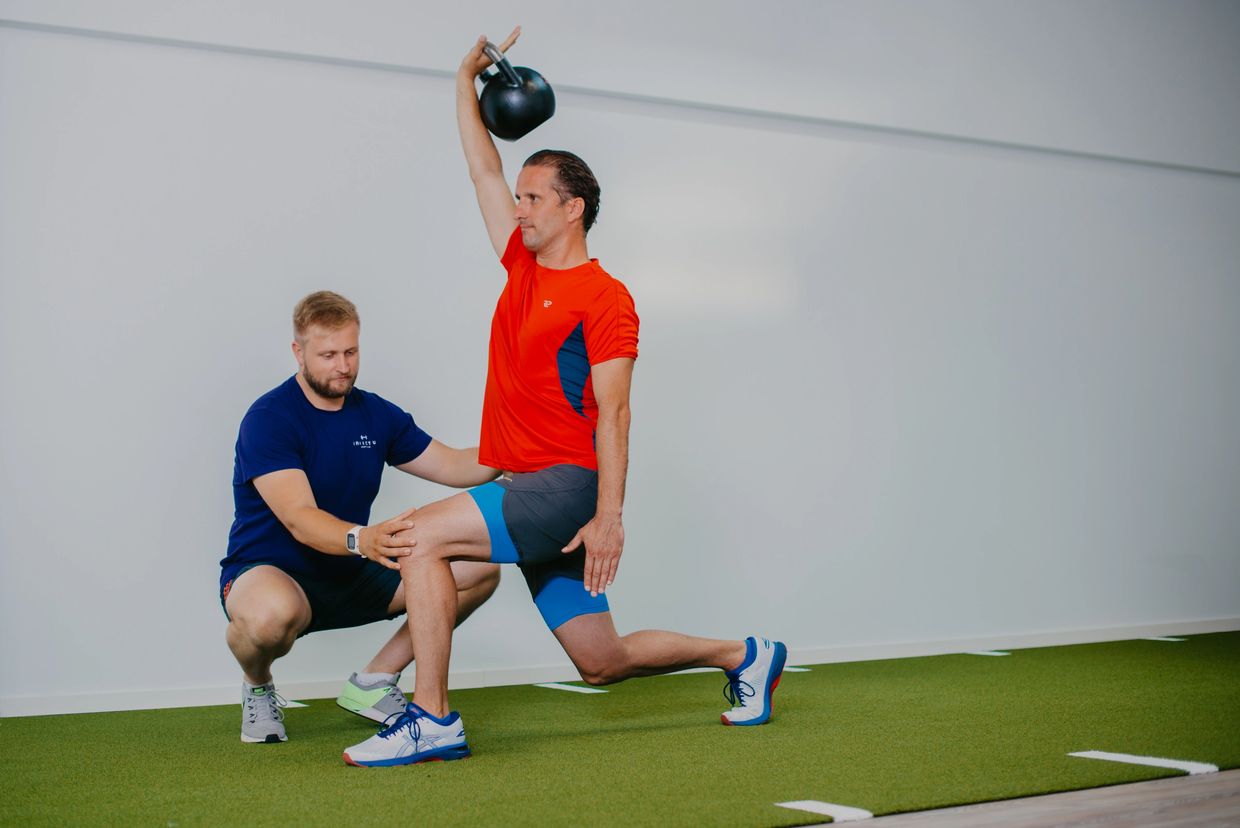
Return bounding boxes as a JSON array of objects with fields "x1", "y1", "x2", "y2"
[
  {"x1": 241, "y1": 682, "x2": 288, "y2": 743},
  {"x1": 342, "y1": 703, "x2": 470, "y2": 767},
  {"x1": 721, "y1": 636, "x2": 787, "y2": 726}
]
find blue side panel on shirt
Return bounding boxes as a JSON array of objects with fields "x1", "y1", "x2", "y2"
[{"x1": 557, "y1": 321, "x2": 590, "y2": 418}]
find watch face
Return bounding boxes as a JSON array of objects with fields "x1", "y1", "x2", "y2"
[{"x1": 347, "y1": 533, "x2": 358, "y2": 551}]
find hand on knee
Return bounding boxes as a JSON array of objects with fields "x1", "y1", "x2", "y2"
[{"x1": 398, "y1": 542, "x2": 450, "y2": 576}]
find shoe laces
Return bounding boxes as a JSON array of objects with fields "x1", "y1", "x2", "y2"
[
  {"x1": 377, "y1": 685, "x2": 411, "y2": 728},
  {"x1": 723, "y1": 673, "x2": 756, "y2": 709},
  {"x1": 377, "y1": 707, "x2": 424, "y2": 743},
  {"x1": 245, "y1": 689, "x2": 287, "y2": 725},
  {"x1": 381, "y1": 683, "x2": 406, "y2": 708}
]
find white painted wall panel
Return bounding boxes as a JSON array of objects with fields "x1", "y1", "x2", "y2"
[
  {"x1": 1, "y1": 0, "x2": 1238, "y2": 171},
  {"x1": 1, "y1": 10, "x2": 1238, "y2": 713}
]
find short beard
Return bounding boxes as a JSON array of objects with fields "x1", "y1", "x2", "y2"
[{"x1": 303, "y1": 369, "x2": 354, "y2": 399}]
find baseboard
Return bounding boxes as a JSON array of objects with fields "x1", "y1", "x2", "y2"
[
  {"x1": 0, "y1": 662, "x2": 588, "y2": 718},
  {"x1": 785, "y1": 616, "x2": 1240, "y2": 668},
  {"x1": 3, "y1": 616, "x2": 1237, "y2": 718}
]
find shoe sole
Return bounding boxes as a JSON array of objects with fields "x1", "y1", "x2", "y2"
[
  {"x1": 336, "y1": 698, "x2": 391, "y2": 724},
  {"x1": 240, "y1": 733, "x2": 288, "y2": 743},
  {"x1": 721, "y1": 641, "x2": 787, "y2": 727},
  {"x1": 342, "y1": 744, "x2": 471, "y2": 767}
]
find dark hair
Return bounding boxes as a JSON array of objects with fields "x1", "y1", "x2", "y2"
[{"x1": 523, "y1": 149, "x2": 601, "y2": 234}]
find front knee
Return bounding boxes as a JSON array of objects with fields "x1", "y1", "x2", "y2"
[
  {"x1": 397, "y1": 542, "x2": 453, "y2": 577},
  {"x1": 232, "y1": 610, "x2": 302, "y2": 652}
]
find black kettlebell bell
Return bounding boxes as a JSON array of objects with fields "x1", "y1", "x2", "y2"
[{"x1": 478, "y1": 41, "x2": 555, "y2": 141}]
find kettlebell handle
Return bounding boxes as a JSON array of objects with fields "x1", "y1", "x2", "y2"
[{"x1": 481, "y1": 41, "x2": 524, "y2": 87}]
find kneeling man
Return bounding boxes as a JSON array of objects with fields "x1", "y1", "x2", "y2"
[{"x1": 220, "y1": 290, "x2": 500, "y2": 743}]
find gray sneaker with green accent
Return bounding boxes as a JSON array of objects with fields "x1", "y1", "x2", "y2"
[
  {"x1": 241, "y1": 682, "x2": 288, "y2": 743},
  {"x1": 337, "y1": 673, "x2": 407, "y2": 724}
]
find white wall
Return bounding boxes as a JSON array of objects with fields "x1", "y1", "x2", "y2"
[{"x1": 2, "y1": 2, "x2": 1238, "y2": 715}]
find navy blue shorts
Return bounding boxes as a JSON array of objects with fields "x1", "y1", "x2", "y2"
[
  {"x1": 468, "y1": 464, "x2": 609, "y2": 630},
  {"x1": 220, "y1": 561, "x2": 402, "y2": 637}
]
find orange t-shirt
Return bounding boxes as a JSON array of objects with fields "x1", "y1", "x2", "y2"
[{"x1": 478, "y1": 229, "x2": 639, "y2": 472}]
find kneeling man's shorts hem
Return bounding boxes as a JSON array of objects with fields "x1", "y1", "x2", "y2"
[
  {"x1": 468, "y1": 464, "x2": 609, "y2": 630},
  {"x1": 220, "y1": 561, "x2": 403, "y2": 637}
]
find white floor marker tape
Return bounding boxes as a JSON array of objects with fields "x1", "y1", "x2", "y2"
[
  {"x1": 533, "y1": 683, "x2": 608, "y2": 694},
  {"x1": 284, "y1": 700, "x2": 308, "y2": 708},
  {"x1": 965, "y1": 650, "x2": 1010, "y2": 656},
  {"x1": 1068, "y1": 750, "x2": 1218, "y2": 775},
  {"x1": 783, "y1": 666, "x2": 812, "y2": 672},
  {"x1": 777, "y1": 801, "x2": 873, "y2": 822},
  {"x1": 1144, "y1": 636, "x2": 1186, "y2": 642}
]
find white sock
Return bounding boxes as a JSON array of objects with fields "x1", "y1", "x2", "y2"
[{"x1": 355, "y1": 671, "x2": 398, "y2": 686}]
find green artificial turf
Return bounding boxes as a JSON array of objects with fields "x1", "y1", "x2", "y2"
[{"x1": 3, "y1": 633, "x2": 1238, "y2": 826}]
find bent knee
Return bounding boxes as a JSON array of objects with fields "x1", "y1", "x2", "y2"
[
  {"x1": 578, "y1": 667, "x2": 624, "y2": 687},
  {"x1": 397, "y1": 542, "x2": 455, "y2": 575},
  {"x1": 231, "y1": 609, "x2": 305, "y2": 649},
  {"x1": 574, "y1": 652, "x2": 629, "y2": 687},
  {"x1": 476, "y1": 564, "x2": 500, "y2": 594}
]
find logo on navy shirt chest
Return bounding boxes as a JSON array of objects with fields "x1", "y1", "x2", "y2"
[{"x1": 353, "y1": 434, "x2": 377, "y2": 449}]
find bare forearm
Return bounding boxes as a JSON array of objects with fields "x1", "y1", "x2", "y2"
[
  {"x1": 457, "y1": 72, "x2": 503, "y2": 181},
  {"x1": 285, "y1": 507, "x2": 355, "y2": 556},
  {"x1": 445, "y1": 446, "x2": 501, "y2": 488},
  {"x1": 594, "y1": 405, "x2": 630, "y2": 517}
]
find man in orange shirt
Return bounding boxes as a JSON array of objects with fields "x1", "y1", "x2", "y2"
[{"x1": 342, "y1": 29, "x2": 786, "y2": 767}]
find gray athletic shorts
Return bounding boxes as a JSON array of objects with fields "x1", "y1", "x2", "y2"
[{"x1": 467, "y1": 464, "x2": 610, "y2": 630}]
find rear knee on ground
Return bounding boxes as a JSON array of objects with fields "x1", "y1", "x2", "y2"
[{"x1": 573, "y1": 650, "x2": 631, "y2": 686}]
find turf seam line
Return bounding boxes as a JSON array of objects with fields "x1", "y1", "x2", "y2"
[
  {"x1": 783, "y1": 666, "x2": 812, "y2": 672},
  {"x1": 777, "y1": 800, "x2": 873, "y2": 822},
  {"x1": 1144, "y1": 636, "x2": 1186, "y2": 642},
  {"x1": 1068, "y1": 750, "x2": 1218, "y2": 775},
  {"x1": 284, "y1": 700, "x2": 308, "y2": 708},
  {"x1": 964, "y1": 650, "x2": 1010, "y2": 656},
  {"x1": 532, "y1": 683, "x2": 608, "y2": 694}
]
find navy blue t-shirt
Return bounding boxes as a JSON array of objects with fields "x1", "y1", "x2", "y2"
[{"x1": 220, "y1": 376, "x2": 432, "y2": 592}]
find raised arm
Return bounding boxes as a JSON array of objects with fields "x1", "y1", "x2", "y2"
[
  {"x1": 457, "y1": 29, "x2": 521, "y2": 258},
  {"x1": 252, "y1": 469, "x2": 416, "y2": 570},
  {"x1": 396, "y1": 439, "x2": 500, "y2": 488}
]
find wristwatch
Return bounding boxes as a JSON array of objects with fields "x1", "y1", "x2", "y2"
[{"x1": 346, "y1": 525, "x2": 365, "y2": 556}]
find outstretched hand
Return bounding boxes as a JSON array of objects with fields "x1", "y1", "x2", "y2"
[
  {"x1": 562, "y1": 513, "x2": 624, "y2": 597},
  {"x1": 360, "y1": 507, "x2": 418, "y2": 570},
  {"x1": 459, "y1": 26, "x2": 521, "y2": 79}
]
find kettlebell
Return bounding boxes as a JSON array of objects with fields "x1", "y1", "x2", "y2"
[{"x1": 478, "y1": 41, "x2": 556, "y2": 141}]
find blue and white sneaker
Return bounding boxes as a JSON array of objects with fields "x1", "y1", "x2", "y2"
[
  {"x1": 342, "y1": 702, "x2": 471, "y2": 767},
  {"x1": 721, "y1": 636, "x2": 787, "y2": 726}
]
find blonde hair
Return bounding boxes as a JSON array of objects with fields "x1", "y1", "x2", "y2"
[{"x1": 293, "y1": 291, "x2": 359, "y2": 341}]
